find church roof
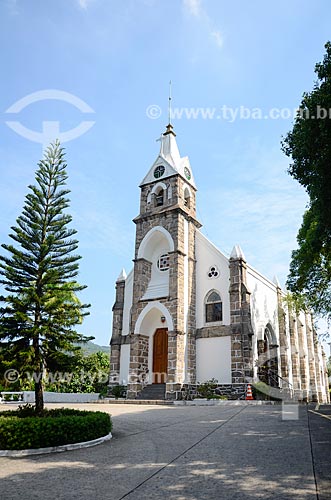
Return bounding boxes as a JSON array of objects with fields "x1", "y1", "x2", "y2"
[{"x1": 140, "y1": 124, "x2": 196, "y2": 188}]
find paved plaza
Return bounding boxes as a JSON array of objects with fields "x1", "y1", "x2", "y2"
[{"x1": 0, "y1": 403, "x2": 330, "y2": 500}]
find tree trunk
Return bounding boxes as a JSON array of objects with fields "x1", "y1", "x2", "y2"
[
  {"x1": 33, "y1": 333, "x2": 44, "y2": 414},
  {"x1": 35, "y1": 375, "x2": 44, "y2": 414}
]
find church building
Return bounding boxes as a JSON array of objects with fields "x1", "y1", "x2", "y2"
[{"x1": 110, "y1": 123, "x2": 330, "y2": 403}]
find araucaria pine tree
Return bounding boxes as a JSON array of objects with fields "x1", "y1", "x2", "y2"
[{"x1": 0, "y1": 141, "x2": 90, "y2": 412}]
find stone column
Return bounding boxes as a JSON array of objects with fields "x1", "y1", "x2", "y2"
[
  {"x1": 185, "y1": 227, "x2": 197, "y2": 385},
  {"x1": 186, "y1": 332, "x2": 196, "y2": 384},
  {"x1": 297, "y1": 319, "x2": 309, "y2": 401},
  {"x1": 166, "y1": 331, "x2": 185, "y2": 399},
  {"x1": 305, "y1": 314, "x2": 318, "y2": 402},
  {"x1": 229, "y1": 248, "x2": 253, "y2": 385},
  {"x1": 322, "y1": 350, "x2": 330, "y2": 403},
  {"x1": 313, "y1": 331, "x2": 323, "y2": 403},
  {"x1": 276, "y1": 286, "x2": 290, "y2": 382},
  {"x1": 126, "y1": 334, "x2": 149, "y2": 399},
  {"x1": 289, "y1": 314, "x2": 301, "y2": 399},
  {"x1": 109, "y1": 273, "x2": 126, "y2": 388},
  {"x1": 109, "y1": 344, "x2": 121, "y2": 385}
]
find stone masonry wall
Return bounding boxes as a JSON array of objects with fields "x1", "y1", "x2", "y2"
[
  {"x1": 139, "y1": 175, "x2": 197, "y2": 221},
  {"x1": 126, "y1": 334, "x2": 149, "y2": 398},
  {"x1": 297, "y1": 320, "x2": 309, "y2": 401},
  {"x1": 128, "y1": 173, "x2": 201, "y2": 398},
  {"x1": 305, "y1": 315, "x2": 318, "y2": 402},
  {"x1": 276, "y1": 288, "x2": 290, "y2": 382},
  {"x1": 109, "y1": 278, "x2": 125, "y2": 387},
  {"x1": 229, "y1": 256, "x2": 253, "y2": 384},
  {"x1": 289, "y1": 315, "x2": 301, "y2": 396}
]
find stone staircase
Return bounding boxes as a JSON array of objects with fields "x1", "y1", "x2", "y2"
[{"x1": 136, "y1": 384, "x2": 166, "y2": 400}]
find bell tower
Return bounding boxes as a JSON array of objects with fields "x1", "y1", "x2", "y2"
[{"x1": 126, "y1": 124, "x2": 201, "y2": 399}]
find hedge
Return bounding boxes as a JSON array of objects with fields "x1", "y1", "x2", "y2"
[{"x1": 0, "y1": 408, "x2": 112, "y2": 450}]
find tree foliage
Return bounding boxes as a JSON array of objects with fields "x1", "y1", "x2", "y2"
[
  {"x1": 0, "y1": 141, "x2": 91, "y2": 412},
  {"x1": 282, "y1": 41, "x2": 331, "y2": 323},
  {"x1": 47, "y1": 351, "x2": 110, "y2": 395}
]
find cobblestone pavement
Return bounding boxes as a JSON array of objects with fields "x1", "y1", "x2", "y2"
[{"x1": 1, "y1": 403, "x2": 330, "y2": 500}]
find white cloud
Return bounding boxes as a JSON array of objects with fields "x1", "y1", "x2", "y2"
[
  {"x1": 198, "y1": 143, "x2": 308, "y2": 287},
  {"x1": 211, "y1": 30, "x2": 223, "y2": 48},
  {"x1": 77, "y1": 0, "x2": 94, "y2": 10},
  {"x1": 183, "y1": 0, "x2": 223, "y2": 50},
  {"x1": 4, "y1": 0, "x2": 19, "y2": 15},
  {"x1": 74, "y1": 208, "x2": 133, "y2": 255},
  {"x1": 183, "y1": 0, "x2": 202, "y2": 18}
]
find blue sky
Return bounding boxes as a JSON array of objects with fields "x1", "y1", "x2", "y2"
[{"x1": 1, "y1": 0, "x2": 331, "y2": 348}]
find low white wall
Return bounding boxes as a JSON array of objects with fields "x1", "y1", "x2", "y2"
[
  {"x1": 23, "y1": 392, "x2": 100, "y2": 403},
  {"x1": 196, "y1": 336, "x2": 231, "y2": 383}
]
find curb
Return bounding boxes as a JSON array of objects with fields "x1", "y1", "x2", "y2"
[
  {"x1": 99, "y1": 399, "x2": 174, "y2": 405},
  {"x1": 0, "y1": 432, "x2": 112, "y2": 458},
  {"x1": 173, "y1": 400, "x2": 277, "y2": 406}
]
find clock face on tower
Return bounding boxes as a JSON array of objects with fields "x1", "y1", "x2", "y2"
[
  {"x1": 184, "y1": 166, "x2": 191, "y2": 180},
  {"x1": 154, "y1": 165, "x2": 165, "y2": 179}
]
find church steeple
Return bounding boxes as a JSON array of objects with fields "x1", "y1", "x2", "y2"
[
  {"x1": 140, "y1": 125, "x2": 196, "y2": 189},
  {"x1": 136, "y1": 125, "x2": 200, "y2": 223},
  {"x1": 158, "y1": 124, "x2": 181, "y2": 170}
]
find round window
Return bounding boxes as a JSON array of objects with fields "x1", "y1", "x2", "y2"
[
  {"x1": 208, "y1": 265, "x2": 219, "y2": 278},
  {"x1": 157, "y1": 253, "x2": 170, "y2": 271}
]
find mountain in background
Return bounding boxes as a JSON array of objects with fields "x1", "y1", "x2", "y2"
[{"x1": 79, "y1": 341, "x2": 109, "y2": 356}]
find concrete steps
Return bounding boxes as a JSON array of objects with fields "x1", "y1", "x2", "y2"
[{"x1": 136, "y1": 383, "x2": 166, "y2": 401}]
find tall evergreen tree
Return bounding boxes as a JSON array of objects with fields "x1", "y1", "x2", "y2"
[
  {"x1": 282, "y1": 41, "x2": 331, "y2": 324},
  {"x1": 0, "y1": 141, "x2": 90, "y2": 412}
]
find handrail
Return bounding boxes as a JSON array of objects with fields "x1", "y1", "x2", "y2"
[
  {"x1": 266, "y1": 371, "x2": 293, "y2": 390},
  {"x1": 0, "y1": 391, "x2": 24, "y2": 403}
]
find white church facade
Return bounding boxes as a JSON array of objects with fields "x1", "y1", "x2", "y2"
[{"x1": 110, "y1": 123, "x2": 329, "y2": 403}]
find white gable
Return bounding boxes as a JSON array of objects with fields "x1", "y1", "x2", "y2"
[{"x1": 195, "y1": 230, "x2": 231, "y2": 328}]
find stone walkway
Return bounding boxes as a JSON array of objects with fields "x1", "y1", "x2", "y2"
[{"x1": 1, "y1": 403, "x2": 330, "y2": 499}]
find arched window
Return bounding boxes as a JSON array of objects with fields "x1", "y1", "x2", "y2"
[
  {"x1": 184, "y1": 187, "x2": 191, "y2": 208},
  {"x1": 205, "y1": 290, "x2": 222, "y2": 323},
  {"x1": 155, "y1": 188, "x2": 164, "y2": 207}
]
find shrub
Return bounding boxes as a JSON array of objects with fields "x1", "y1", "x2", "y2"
[
  {"x1": 0, "y1": 407, "x2": 112, "y2": 450},
  {"x1": 110, "y1": 385, "x2": 126, "y2": 399},
  {"x1": 197, "y1": 378, "x2": 218, "y2": 400},
  {"x1": 16, "y1": 403, "x2": 36, "y2": 417}
]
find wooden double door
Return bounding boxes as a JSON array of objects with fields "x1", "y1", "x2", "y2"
[{"x1": 152, "y1": 328, "x2": 168, "y2": 383}]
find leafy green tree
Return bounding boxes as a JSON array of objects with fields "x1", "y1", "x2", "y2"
[
  {"x1": 47, "y1": 351, "x2": 110, "y2": 396},
  {"x1": 0, "y1": 141, "x2": 91, "y2": 412},
  {"x1": 282, "y1": 41, "x2": 331, "y2": 324}
]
